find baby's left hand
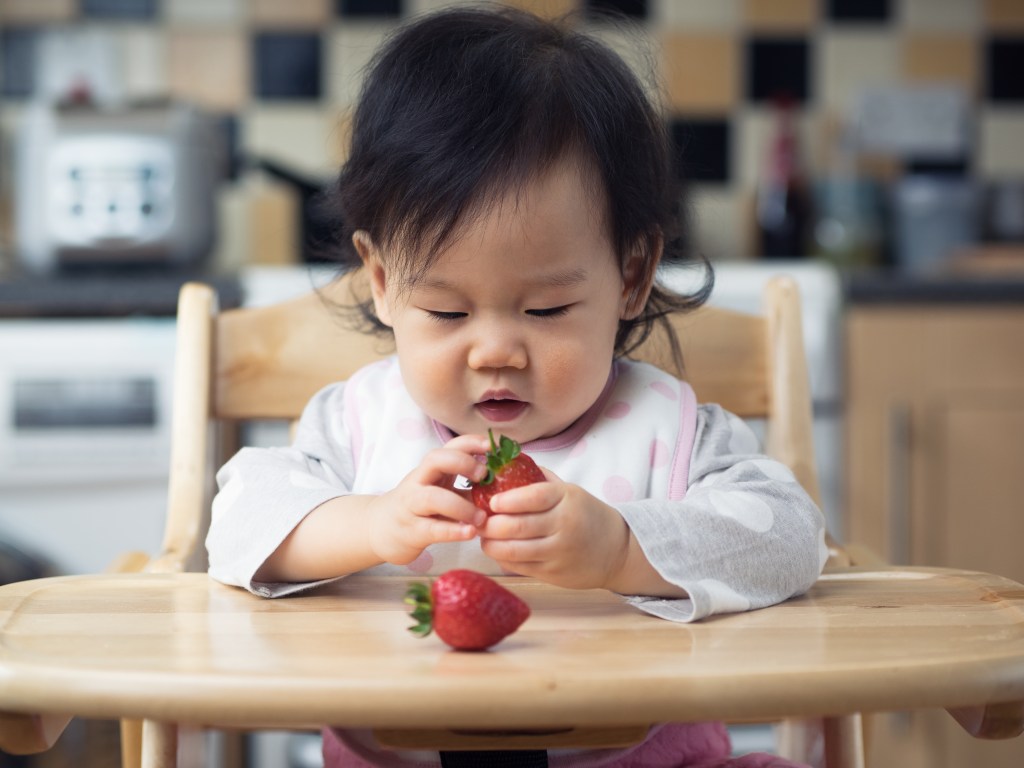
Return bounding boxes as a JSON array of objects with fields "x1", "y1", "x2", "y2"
[{"x1": 478, "y1": 470, "x2": 631, "y2": 591}]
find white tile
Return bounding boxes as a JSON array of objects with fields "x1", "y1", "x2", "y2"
[
  {"x1": 736, "y1": 106, "x2": 823, "y2": 189},
  {"x1": 408, "y1": 0, "x2": 476, "y2": 17},
  {"x1": 582, "y1": 23, "x2": 664, "y2": 104},
  {"x1": 689, "y1": 188, "x2": 750, "y2": 261},
  {"x1": 242, "y1": 106, "x2": 347, "y2": 177},
  {"x1": 979, "y1": 110, "x2": 1024, "y2": 178},
  {"x1": 328, "y1": 23, "x2": 393, "y2": 107},
  {"x1": 818, "y1": 31, "x2": 902, "y2": 114},
  {"x1": 652, "y1": 0, "x2": 740, "y2": 28},
  {"x1": 165, "y1": 0, "x2": 245, "y2": 25},
  {"x1": 115, "y1": 26, "x2": 168, "y2": 101},
  {"x1": 900, "y1": 0, "x2": 980, "y2": 31}
]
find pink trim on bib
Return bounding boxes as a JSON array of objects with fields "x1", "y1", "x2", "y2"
[{"x1": 668, "y1": 381, "x2": 698, "y2": 502}]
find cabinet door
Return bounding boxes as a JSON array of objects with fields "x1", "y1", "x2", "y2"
[{"x1": 846, "y1": 307, "x2": 1024, "y2": 768}]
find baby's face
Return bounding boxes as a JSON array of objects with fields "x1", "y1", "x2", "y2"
[{"x1": 367, "y1": 160, "x2": 632, "y2": 444}]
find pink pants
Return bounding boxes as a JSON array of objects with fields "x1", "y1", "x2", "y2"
[{"x1": 322, "y1": 723, "x2": 810, "y2": 768}]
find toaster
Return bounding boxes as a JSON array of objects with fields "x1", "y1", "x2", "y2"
[{"x1": 14, "y1": 102, "x2": 224, "y2": 272}]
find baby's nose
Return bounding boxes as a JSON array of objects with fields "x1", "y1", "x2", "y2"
[{"x1": 467, "y1": 327, "x2": 527, "y2": 370}]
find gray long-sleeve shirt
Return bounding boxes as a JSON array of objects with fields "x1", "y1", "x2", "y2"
[{"x1": 207, "y1": 358, "x2": 826, "y2": 622}]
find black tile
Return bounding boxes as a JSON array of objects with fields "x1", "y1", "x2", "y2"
[
  {"x1": 253, "y1": 32, "x2": 323, "y2": 101},
  {"x1": 670, "y1": 117, "x2": 731, "y2": 184},
  {"x1": 337, "y1": 0, "x2": 403, "y2": 17},
  {"x1": 585, "y1": 0, "x2": 648, "y2": 20},
  {"x1": 0, "y1": 27, "x2": 39, "y2": 98},
  {"x1": 827, "y1": 0, "x2": 890, "y2": 22},
  {"x1": 987, "y1": 38, "x2": 1024, "y2": 103},
  {"x1": 747, "y1": 38, "x2": 810, "y2": 104},
  {"x1": 81, "y1": 0, "x2": 158, "y2": 19}
]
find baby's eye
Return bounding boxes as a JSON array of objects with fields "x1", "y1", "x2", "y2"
[
  {"x1": 425, "y1": 310, "x2": 467, "y2": 323},
  {"x1": 526, "y1": 305, "x2": 571, "y2": 318}
]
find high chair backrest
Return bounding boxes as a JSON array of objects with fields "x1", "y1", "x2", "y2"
[{"x1": 155, "y1": 271, "x2": 830, "y2": 573}]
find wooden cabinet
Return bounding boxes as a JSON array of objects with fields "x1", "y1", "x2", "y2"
[{"x1": 846, "y1": 304, "x2": 1024, "y2": 768}]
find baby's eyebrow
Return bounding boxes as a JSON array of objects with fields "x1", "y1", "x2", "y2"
[
  {"x1": 538, "y1": 267, "x2": 588, "y2": 288},
  {"x1": 419, "y1": 267, "x2": 588, "y2": 292}
]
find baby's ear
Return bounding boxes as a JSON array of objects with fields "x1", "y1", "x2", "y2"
[
  {"x1": 352, "y1": 231, "x2": 393, "y2": 326},
  {"x1": 620, "y1": 234, "x2": 663, "y2": 320}
]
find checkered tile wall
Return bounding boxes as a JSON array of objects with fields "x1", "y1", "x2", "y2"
[{"x1": 2, "y1": 0, "x2": 1022, "y2": 261}]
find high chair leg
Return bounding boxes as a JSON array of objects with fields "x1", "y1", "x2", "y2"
[
  {"x1": 121, "y1": 718, "x2": 143, "y2": 768},
  {"x1": 141, "y1": 720, "x2": 178, "y2": 768},
  {"x1": 823, "y1": 714, "x2": 865, "y2": 768}
]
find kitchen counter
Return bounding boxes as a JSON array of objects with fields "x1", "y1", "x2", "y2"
[
  {"x1": 845, "y1": 247, "x2": 1024, "y2": 304},
  {"x1": 0, "y1": 270, "x2": 242, "y2": 317},
  {"x1": 845, "y1": 271, "x2": 1024, "y2": 304}
]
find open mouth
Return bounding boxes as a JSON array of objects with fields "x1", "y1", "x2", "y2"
[{"x1": 475, "y1": 399, "x2": 529, "y2": 422}]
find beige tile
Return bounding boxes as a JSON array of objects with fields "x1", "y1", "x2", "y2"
[
  {"x1": 248, "y1": 178, "x2": 301, "y2": 266},
  {"x1": 653, "y1": 0, "x2": 740, "y2": 29},
  {"x1": 985, "y1": 0, "x2": 1024, "y2": 30},
  {"x1": 819, "y1": 31, "x2": 902, "y2": 113},
  {"x1": 902, "y1": 0, "x2": 980, "y2": 30},
  {"x1": 979, "y1": 111, "x2": 1024, "y2": 178},
  {"x1": 0, "y1": 0, "x2": 74, "y2": 23},
  {"x1": 164, "y1": 0, "x2": 245, "y2": 25},
  {"x1": 329, "y1": 23, "x2": 393, "y2": 107},
  {"x1": 168, "y1": 29, "x2": 248, "y2": 110},
  {"x1": 243, "y1": 106, "x2": 346, "y2": 176},
  {"x1": 744, "y1": 0, "x2": 817, "y2": 31},
  {"x1": 662, "y1": 33, "x2": 739, "y2": 113},
  {"x1": 903, "y1": 35, "x2": 979, "y2": 97},
  {"x1": 250, "y1": 0, "x2": 333, "y2": 27},
  {"x1": 498, "y1": 0, "x2": 578, "y2": 20}
]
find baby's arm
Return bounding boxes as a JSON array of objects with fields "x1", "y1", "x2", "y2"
[
  {"x1": 255, "y1": 434, "x2": 488, "y2": 583},
  {"x1": 206, "y1": 383, "x2": 487, "y2": 595},
  {"x1": 617, "y1": 404, "x2": 827, "y2": 622}
]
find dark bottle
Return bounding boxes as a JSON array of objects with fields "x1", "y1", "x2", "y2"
[{"x1": 756, "y1": 97, "x2": 811, "y2": 258}]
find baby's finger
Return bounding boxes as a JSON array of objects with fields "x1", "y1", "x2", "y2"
[
  {"x1": 418, "y1": 516, "x2": 479, "y2": 544},
  {"x1": 480, "y1": 510, "x2": 553, "y2": 541},
  {"x1": 444, "y1": 433, "x2": 492, "y2": 455},
  {"x1": 412, "y1": 486, "x2": 487, "y2": 527},
  {"x1": 411, "y1": 446, "x2": 488, "y2": 486},
  {"x1": 486, "y1": 481, "x2": 560, "y2": 515}
]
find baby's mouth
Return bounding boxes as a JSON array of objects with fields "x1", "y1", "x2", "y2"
[{"x1": 475, "y1": 398, "x2": 529, "y2": 423}]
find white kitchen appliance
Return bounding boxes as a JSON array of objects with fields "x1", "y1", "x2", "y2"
[
  {"x1": 0, "y1": 317, "x2": 176, "y2": 574},
  {"x1": 14, "y1": 101, "x2": 224, "y2": 272}
]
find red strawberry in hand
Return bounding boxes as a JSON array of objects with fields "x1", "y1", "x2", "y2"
[
  {"x1": 406, "y1": 569, "x2": 531, "y2": 651},
  {"x1": 471, "y1": 430, "x2": 545, "y2": 515}
]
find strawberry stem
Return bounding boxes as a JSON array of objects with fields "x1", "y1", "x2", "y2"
[
  {"x1": 480, "y1": 429, "x2": 521, "y2": 486},
  {"x1": 405, "y1": 581, "x2": 433, "y2": 638}
]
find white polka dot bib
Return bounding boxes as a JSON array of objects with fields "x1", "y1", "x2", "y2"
[{"x1": 343, "y1": 356, "x2": 698, "y2": 577}]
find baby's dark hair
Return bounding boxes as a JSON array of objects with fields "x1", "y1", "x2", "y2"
[{"x1": 327, "y1": 5, "x2": 712, "y2": 359}]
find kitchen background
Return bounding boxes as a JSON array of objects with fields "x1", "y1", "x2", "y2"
[
  {"x1": 0, "y1": 0, "x2": 1023, "y2": 270},
  {"x1": 1, "y1": 1, "x2": 1023, "y2": 768}
]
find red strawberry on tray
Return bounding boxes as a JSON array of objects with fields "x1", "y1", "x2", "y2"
[
  {"x1": 406, "y1": 569, "x2": 531, "y2": 651},
  {"x1": 471, "y1": 430, "x2": 545, "y2": 515}
]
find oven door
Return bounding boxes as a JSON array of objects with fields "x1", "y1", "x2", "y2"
[{"x1": 0, "y1": 317, "x2": 176, "y2": 574}]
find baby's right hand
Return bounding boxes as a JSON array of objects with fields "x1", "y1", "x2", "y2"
[{"x1": 366, "y1": 434, "x2": 490, "y2": 565}]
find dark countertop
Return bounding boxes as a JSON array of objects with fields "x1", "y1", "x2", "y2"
[
  {"x1": 844, "y1": 270, "x2": 1024, "y2": 305},
  {"x1": 844, "y1": 246, "x2": 1024, "y2": 304},
  {"x1": 0, "y1": 270, "x2": 243, "y2": 318}
]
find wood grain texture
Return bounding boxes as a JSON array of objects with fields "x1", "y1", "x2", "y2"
[{"x1": 1, "y1": 570, "x2": 1022, "y2": 733}]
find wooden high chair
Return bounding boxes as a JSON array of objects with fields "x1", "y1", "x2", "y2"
[
  {"x1": 147, "y1": 270, "x2": 850, "y2": 765},
  {"x1": 2, "y1": 272, "x2": 1022, "y2": 768}
]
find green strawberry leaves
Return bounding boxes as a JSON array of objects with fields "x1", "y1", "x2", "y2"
[
  {"x1": 480, "y1": 428, "x2": 521, "y2": 486},
  {"x1": 404, "y1": 581, "x2": 433, "y2": 637}
]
